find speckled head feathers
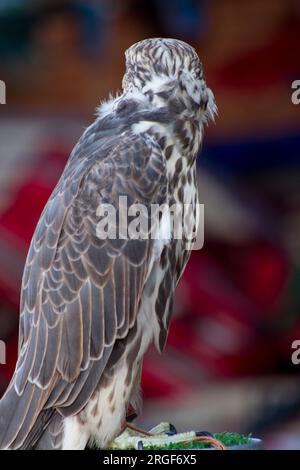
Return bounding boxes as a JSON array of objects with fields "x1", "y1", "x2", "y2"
[{"x1": 122, "y1": 38, "x2": 204, "y2": 93}]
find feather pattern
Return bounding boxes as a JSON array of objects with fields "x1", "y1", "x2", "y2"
[
  {"x1": 0, "y1": 37, "x2": 216, "y2": 450},
  {"x1": 0, "y1": 130, "x2": 167, "y2": 449}
]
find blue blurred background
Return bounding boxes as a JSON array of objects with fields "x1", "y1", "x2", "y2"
[{"x1": 0, "y1": 0, "x2": 300, "y2": 449}]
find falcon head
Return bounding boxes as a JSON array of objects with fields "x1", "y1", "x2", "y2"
[{"x1": 122, "y1": 38, "x2": 216, "y2": 120}]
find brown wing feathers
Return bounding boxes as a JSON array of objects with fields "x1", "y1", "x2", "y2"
[{"x1": 0, "y1": 131, "x2": 167, "y2": 449}]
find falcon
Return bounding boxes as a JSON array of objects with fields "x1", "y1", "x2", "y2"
[{"x1": 0, "y1": 38, "x2": 216, "y2": 450}]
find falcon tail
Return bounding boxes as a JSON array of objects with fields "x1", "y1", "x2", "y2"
[{"x1": 0, "y1": 379, "x2": 50, "y2": 449}]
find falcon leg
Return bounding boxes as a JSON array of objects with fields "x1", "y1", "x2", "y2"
[{"x1": 62, "y1": 416, "x2": 90, "y2": 450}]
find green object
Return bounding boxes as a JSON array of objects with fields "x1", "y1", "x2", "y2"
[
  {"x1": 109, "y1": 423, "x2": 252, "y2": 450},
  {"x1": 145, "y1": 432, "x2": 251, "y2": 450}
]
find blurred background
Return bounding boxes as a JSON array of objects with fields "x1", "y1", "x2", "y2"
[{"x1": 0, "y1": 0, "x2": 300, "y2": 449}]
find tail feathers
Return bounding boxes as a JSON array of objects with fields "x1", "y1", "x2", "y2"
[
  {"x1": 21, "y1": 411, "x2": 63, "y2": 450},
  {"x1": 0, "y1": 381, "x2": 44, "y2": 449}
]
